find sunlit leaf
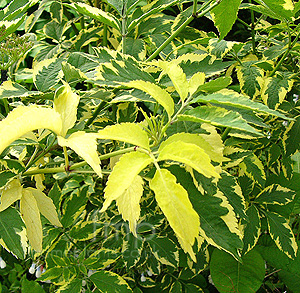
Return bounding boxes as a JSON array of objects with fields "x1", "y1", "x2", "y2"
[
  {"x1": 0, "y1": 105, "x2": 62, "y2": 155},
  {"x1": 58, "y1": 132, "x2": 102, "y2": 177},
  {"x1": 0, "y1": 179, "x2": 22, "y2": 212},
  {"x1": 149, "y1": 168, "x2": 200, "y2": 261},
  {"x1": 20, "y1": 189, "x2": 43, "y2": 252}
]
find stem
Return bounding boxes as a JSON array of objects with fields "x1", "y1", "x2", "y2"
[
  {"x1": 192, "y1": 0, "x2": 197, "y2": 16},
  {"x1": 85, "y1": 101, "x2": 108, "y2": 127},
  {"x1": 23, "y1": 147, "x2": 136, "y2": 176},
  {"x1": 25, "y1": 146, "x2": 39, "y2": 169},
  {"x1": 222, "y1": 127, "x2": 232, "y2": 141},
  {"x1": 249, "y1": 0, "x2": 257, "y2": 55},
  {"x1": 2, "y1": 98, "x2": 9, "y2": 115},
  {"x1": 63, "y1": 146, "x2": 69, "y2": 170},
  {"x1": 80, "y1": 15, "x2": 85, "y2": 30},
  {"x1": 102, "y1": 5, "x2": 109, "y2": 46},
  {"x1": 237, "y1": 17, "x2": 251, "y2": 29},
  {"x1": 147, "y1": 0, "x2": 218, "y2": 61},
  {"x1": 270, "y1": 30, "x2": 300, "y2": 77},
  {"x1": 122, "y1": 15, "x2": 127, "y2": 54}
]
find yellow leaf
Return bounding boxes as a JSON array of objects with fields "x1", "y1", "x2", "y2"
[
  {"x1": 26, "y1": 187, "x2": 62, "y2": 227},
  {"x1": 149, "y1": 169, "x2": 200, "y2": 261},
  {"x1": 20, "y1": 189, "x2": 43, "y2": 252},
  {"x1": 53, "y1": 83, "x2": 80, "y2": 136},
  {"x1": 189, "y1": 72, "x2": 205, "y2": 95},
  {"x1": 116, "y1": 175, "x2": 144, "y2": 237},
  {"x1": 119, "y1": 80, "x2": 174, "y2": 117},
  {"x1": 57, "y1": 132, "x2": 102, "y2": 177},
  {"x1": 97, "y1": 122, "x2": 150, "y2": 150},
  {"x1": 0, "y1": 105, "x2": 62, "y2": 155},
  {"x1": 34, "y1": 174, "x2": 45, "y2": 191},
  {"x1": 158, "y1": 141, "x2": 220, "y2": 178},
  {"x1": 101, "y1": 151, "x2": 153, "y2": 212},
  {"x1": 156, "y1": 60, "x2": 189, "y2": 102},
  {"x1": 0, "y1": 179, "x2": 22, "y2": 212}
]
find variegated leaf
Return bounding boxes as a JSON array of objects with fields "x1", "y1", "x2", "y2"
[
  {"x1": 0, "y1": 105, "x2": 62, "y2": 155},
  {"x1": 69, "y1": 221, "x2": 104, "y2": 241},
  {"x1": 116, "y1": 175, "x2": 144, "y2": 236},
  {"x1": 97, "y1": 123, "x2": 150, "y2": 150},
  {"x1": 58, "y1": 132, "x2": 102, "y2": 177},
  {"x1": 283, "y1": 115, "x2": 300, "y2": 156},
  {"x1": 101, "y1": 152, "x2": 153, "y2": 212},
  {"x1": 242, "y1": 205, "x2": 261, "y2": 254},
  {"x1": 158, "y1": 141, "x2": 220, "y2": 179},
  {"x1": 266, "y1": 211, "x2": 298, "y2": 258},
  {"x1": 208, "y1": 38, "x2": 238, "y2": 60},
  {"x1": 119, "y1": 80, "x2": 174, "y2": 117},
  {"x1": 261, "y1": 72, "x2": 294, "y2": 109},
  {"x1": 122, "y1": 233, "x2": 143, "y2": 269},
  {"x1": 255, "y1": 185, "x2": 295, "y2": 206},
  {"x1": 262, "y1": 0, "x2": 294, "y2": 19},
  {"x1": 149, "y1": 168, "x2": 200, "y2": 261}
]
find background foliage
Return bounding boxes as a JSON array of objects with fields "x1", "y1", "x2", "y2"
[{"x1": 0, "y1": 0, "x2": 300, "y2": 292}]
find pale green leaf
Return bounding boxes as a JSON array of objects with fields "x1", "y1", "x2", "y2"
[
  {"x1": 158, "y1": 141, "x2": 220, "y2": 179},
  {"x1": 20, "y1": 189, "x2": 43, "y2": 252},
  {"x1": 0, "y1": 179, "x2": 22, "y2": 212},
  {"x1": 211, "y1": 0, "x2": 242, "y2": 40},
  {"x1": 101, "y1": 152, "x2": 153, "y2": 212},
  {"x1": 149, "y1": 168, "x2": 200, "y2": 261},
  {"x1": 58, "y1": 132, "x2": 102, "y2": 177},
  {"x1": 0, "y1": 105, "x2": 62, "y2": 155},
  {"x1": 97, "y1": 122, "x2": 150, "y2": 150},
  {"x1": 26, "y1": 188, "x2": 62, "y2": 227},
  {"x1": 119, "y1": 80, "x2": 174, "y2": 117},
  {"x1": 262, "y1": 0, "x2": 294, "y2": 19},
  {"x1": 53, "y1": 83, "x2": 80, "y2": 137},
  {"x1": 188, "y1": 72, "x2": 205, "y2": 95},
  {"x1": 116, "y1": 175, "x2": 144, "y2": 236},
  {"x1": 266, "y1": 211, "x2": 298, "y2": 258},
  {"x1": 196, "y1": 76, "x2": 232, "y2": 93},
  {"x1": 156, "y1": 60, "x2": 189, "y2": 102},
  {"x1": 66, "y1": 3, "x2": 120, "y2": 30}
]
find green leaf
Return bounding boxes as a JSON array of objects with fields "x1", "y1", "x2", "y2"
[
  {"x1": 210, "y1": 249, "x2": 265, "y2": 293},
  {"x1": 97, "y1": 123, "x2": 150, "y2": 150},
  {"x1": 62, "y1": 62, "x2": 87, "y2": 84},
  {"x1": 0, "y1": 207, "x2": 27, "y2": 259},
  {"x1": 120, "y1": 80, "x2": 174, "y2": 117},
  {"x1": 255, "y1": 185, "x2": 295, "y2": 206},
  {"x1": 56, "y1": 279, "x2": 82, "y2": 293},
  {"x1": 147, "y1": 235, "x2": 179, "y2": 268},
  {"x1": 265, "y1": 211, "x2": 298, "y2": 258},
  {"x1": 0, "y1": 80, "x2": 42, "y2": 99},
  {"x1": 208, "y1": 38, "x2": 238, "y2": 59},
  {"x1": 149, "y1": 168, "x2": 200, "y2": 261},
  {"x1": 236, "y1": 61, "x2": 264, "y2": 99},
  {"x1": 84, "y1": 248, "x2": 121, "y2": 270},
  {"x1": 196, "y1": 76, "x2": 232, "y2": 93},
  {"x1": 66, "y1": 3, "x2": 120, "y2": 30},
  {"x1": 33, "y1": 58, "x2": 63, "y2": 92},
  {"x1": 178, "y1": 106, "x2": 262, "y2": 135},
  {"x1": 58, "y1": 132, "x2": 102, "y2": 177},
  {"x1": 168, "y1": 165, "x2": 243, "y2": 260},
  {"x1": 0, "y1": 171, "x2": 17, "y2": 188},
  {"x1": 261, "y1": 73, "x2": 294, "y2": 109},
  {"x1": 101, "y1": 151, "x2": 153, "y2": 212},
  {"x1": 69, "y1": 221, "x2": 103, "y2": 241},
  {"x1": 261, "y1": 0, "x2": 294, "y2": 19},
  {"x1": 22, "y1": 278, "x2": 45, "y2": 293},
  {"x1": 283, "y1": 115, "x2": 300, "y2": 156},
  {"x1": 158, "y1": 141, "x2": 220, "y2": 178},
  {"x1": 211, "y1": 0, "x2": 242, "y2": 40},
  {"x1": 124, "y1": 37, "x2": 146, "y2": 61},
  {"x1": 192, "y1": 89, "x2": 289, "y2": 120},
  {"x1": 0, "y1": 159, "x2": 25, "y2": 174},
  {"x1": 242, "y1": 205, "x2": 261, "y2": 254},
  {"x1": 44, "y1": 20, "x2": 65, "y2": 42},
  {"x1": 89, "y1": 271, "x2": 132, "y2": 292}
]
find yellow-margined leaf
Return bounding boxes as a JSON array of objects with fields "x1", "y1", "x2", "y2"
[
  {"x1": 149, "y1": 169, "x2": 200, "y2": 261},
  {"x1": 53, "y1": 83, "x2": 80, "y2": 136},
  {"x1": 97, "y1": 122, "x2": 150, "y2": 150},
  {"x1": 20, "y1": 189, "x2": 43, "y2": 252},
  {"x1": 158, "y1": 141, "x2": 220, "y2": 178},
  {"x1": 0, "y1": 105, "x2": 62, "y2": 155},
  {"x1": 156, "y1": 61, "x2": 189, "y2": 102},
  {"x1": 26, "y1": 187, "x2": 62, "y2": 227},
  {"x1": 116, "y1": 175, "x2": 144, "y2": 237},
  {"x1": 101, "y1": 152, "x2": 153, "y2": 212},
  {"x1": 0, "y1": 179, "x2": 22, "y2": 212},
  {"x1": 119, "y1": 80, "x2": 174, "y2": 117},
  {"x1": 57, "y1": 132, "x2": 102, "y2": 177}
]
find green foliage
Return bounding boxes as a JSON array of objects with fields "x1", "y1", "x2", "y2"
[{"x1": 0, "y1": 0, "x2": 299, "y2": 292}]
